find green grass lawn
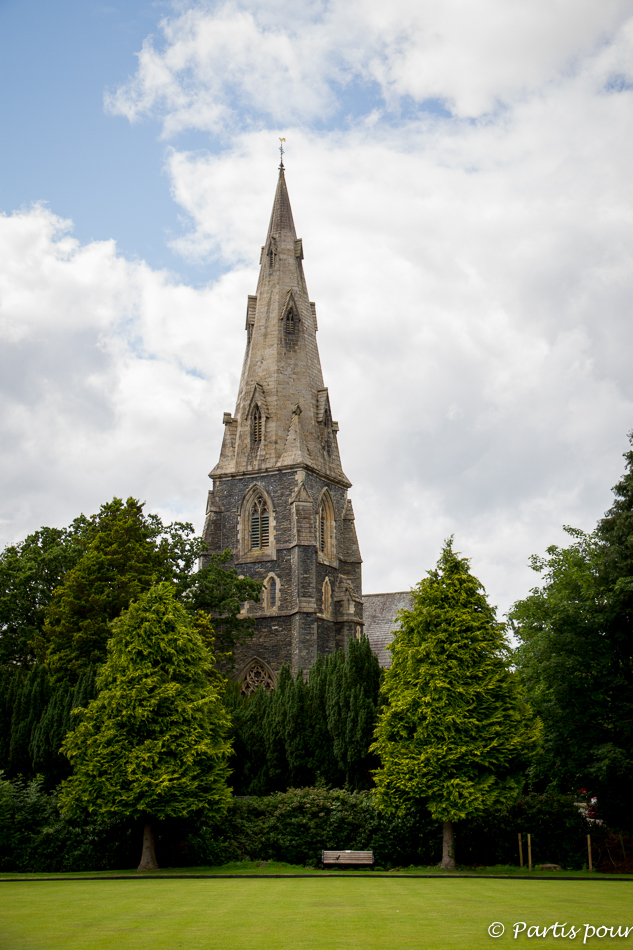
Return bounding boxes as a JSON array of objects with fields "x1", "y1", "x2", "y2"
[{"x1": 0, "y1": 875, "x2": 631, "y2": 950}]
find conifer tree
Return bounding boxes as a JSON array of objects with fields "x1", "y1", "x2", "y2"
[
  {"x1": 40, "y1": 498, "x2": 167, "y2": 681},
  {"x1": 372, "y1": 540, "x2": 540, "y2": 868},
  {"x1": 59, "y1": 582, "x2": 232, "y2": 870}
]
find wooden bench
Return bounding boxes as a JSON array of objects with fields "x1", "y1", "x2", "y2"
[{"x1": 322, "y1": 850, "x2": 375, "y2": 870}]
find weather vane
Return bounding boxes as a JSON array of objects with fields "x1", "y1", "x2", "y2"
[{"x1": 279, "y1": 137, "x2": 286, "y2": 167}]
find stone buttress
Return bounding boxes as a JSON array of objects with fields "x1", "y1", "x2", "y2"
[{"x1": 201, "y1": 164, "x2": 363, "y2": 691}]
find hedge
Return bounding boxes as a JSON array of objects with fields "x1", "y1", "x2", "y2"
[{"x1": 0, "y1": 777, "x2": 592, "y2": 872}]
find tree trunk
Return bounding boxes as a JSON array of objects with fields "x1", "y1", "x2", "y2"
[
  {"x1": 137, "y1": 819, "x2": 159, "y2": 871},
  {"x1": 441, "y1": 820, "x2": 455, "y2": 870}
]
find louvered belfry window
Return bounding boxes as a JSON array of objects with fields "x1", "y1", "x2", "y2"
[
  {"x1": 252, "y1": 405, "x2": 262, "y2": 443},
  {"x1": 250, "y1": 495, "x2": 269, "y2": 550},
  {"x1": 285, "y1": 309, "x2": 295, "y2": 336}
]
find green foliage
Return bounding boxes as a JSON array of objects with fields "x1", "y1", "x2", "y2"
[
  {"x1": 225, "y1": 636, "x2": 382, "y2": 794},
  {"x1": 0, "y1": 775, "x2": 595, "y2": 873},
  {"x1": 0, "y1": 664, "x2": 96, "y2": 786},
  {"x1": 511, "y1": 525, "x2": 633, "y2": 829},
  {"x1": 457, "y1": 791, "x2": 592, "y2": 869},
  {"x1": 0, "y1": 520, "x2": 89, "y2": 667},
  {"x1": 59, "y1": 582, "x2": 232, "y2": 825},
  {"x1": 190, "y1": 786, "x2": 438, "y2": 868},
  {"x1": 185, "y1": 550, "x2": 263, "y2": 656},
  {"x1": 39, "y1": 498, "x2": 171, "y2": 681},
  {"x1": 372, "y1": 540, "x2": 541, "y2": 823},
  {"x1": 0, "y1": 774, "x2": 136, "y2": 872}
]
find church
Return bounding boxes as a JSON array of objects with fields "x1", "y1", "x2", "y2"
[{"x1": 201, "y1": 160, "x2": 406, "y2": 692}]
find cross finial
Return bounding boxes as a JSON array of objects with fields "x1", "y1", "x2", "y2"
[{"x1": 279, "y1": 137, "x2": 285, "y2": 168}]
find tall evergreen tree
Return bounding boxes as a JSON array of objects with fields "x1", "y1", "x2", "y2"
[
  {"x1": 59, "y1": 582, "x2": 232, "y2": 870},
  {"x1": 39, "y1": 498, "x2": 168, "y2": 681},
  {"x1": 372, "y1": 540, "x2": 540, "y2": 868},
  {"x1": 227, "y1": 637, "x2": 382, "y2": 795}
]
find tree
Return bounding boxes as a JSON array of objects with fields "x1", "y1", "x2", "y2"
[
  {"x1": 372, "y1": 540, "x2": 540, "y2": 869},
  {"x1": 0, "y1": 521, "x2": 89, "y2": 668},
  {"x1": 226, "y1": 637, "x2": 383, "y2": 795},
  {"x1": 58, "y1": 582, "x2": 232, "y2": 870},
  {"x1": 39, "y1": 498, "x2": 172, "y2": 681},
  {"x1": 184, "y1": 550, "x2": 263, "y2": 657},
  {"x1": 511, "y1": 526, "x2": 633, "y2": 830}
]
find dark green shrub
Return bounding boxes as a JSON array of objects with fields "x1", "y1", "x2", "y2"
[{"x1": 0, "y1": 774, "x2": 136, "y2": 872}]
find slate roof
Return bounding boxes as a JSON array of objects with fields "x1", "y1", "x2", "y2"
[{"x1": 362, "y1": 591, "x2": 412, "y2": 668}]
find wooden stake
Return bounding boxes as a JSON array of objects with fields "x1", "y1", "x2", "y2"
[
  {"x1": 518, "y1": 833, "x2": 524, "y2": 869},
  {"x1": 527, "y1": 833, "x2": 532, "y2": 871},
  {"x1": 587, "y1": 834, "x2": 593, "y2": 872}
]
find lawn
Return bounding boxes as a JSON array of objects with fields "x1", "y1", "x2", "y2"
[{"x1": 0, "y1": 875, "x2": 631, "y2": 950}]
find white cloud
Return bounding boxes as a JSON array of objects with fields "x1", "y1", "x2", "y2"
[
  {"x1": 107, "y1": 0, "x2": 633, "y2": 133},
  {"x1": 4, "y1": 0, "x2": 633, "y2": 619},
  {"x1": 0, "y1": 204, "x2": 252, "y2": 542}
]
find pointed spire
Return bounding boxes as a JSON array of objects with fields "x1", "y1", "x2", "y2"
[
  {"x1": 265, "y1": 165, "x2": 296, "y2": 241},
  {"x1": 222, "y1": 166, "x2": 350, "y2": 488}
]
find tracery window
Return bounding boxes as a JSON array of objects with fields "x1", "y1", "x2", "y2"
[
  {"x1": 252, "y1": 404, "x2": 262, "y2": 443},
  {"x1": 250, "y1": 495, "x2": 270, "y2": 550},
  {"x1": 241, "y1": 661, "x2": 275, "y2": 696}
]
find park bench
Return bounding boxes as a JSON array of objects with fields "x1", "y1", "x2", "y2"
[{"x1": 322, "y1": 850, "x2": 375, "y2": 870}]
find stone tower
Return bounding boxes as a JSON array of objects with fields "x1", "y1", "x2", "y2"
[{"x1": 201, "y1": 163, "x2": 363, "y2": 692}]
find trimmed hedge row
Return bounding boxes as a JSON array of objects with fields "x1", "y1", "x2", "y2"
[
  {"x1": 186, "y1": 787, "x2": 592, "y2": 870},
  {"x1": 0, "y1": 778, "x2": 591, "y2": 872}
]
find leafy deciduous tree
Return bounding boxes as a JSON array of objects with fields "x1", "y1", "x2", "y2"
[{"x1": 0, "y1": 521, "x2": 89, "y2": 667}]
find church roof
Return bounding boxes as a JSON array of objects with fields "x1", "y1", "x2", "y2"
[
  {"x1": 362, "y1": 591, "x2": 412, "y2": 668},
  {"x1": 211, "y1": 164, "x2": 350, "y2": 487}
]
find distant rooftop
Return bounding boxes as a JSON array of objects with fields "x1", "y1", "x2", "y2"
[{"x1": 362, "y1": 591, "x2": 412, "y2": 668}]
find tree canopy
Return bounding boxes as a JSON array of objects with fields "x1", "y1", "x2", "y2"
[
  {"x1": 226, "y1": 635, "x2": 382, "y2": 795},
  {"x1": 511, "y1": 436, "x2": 633, "y2": 830},
  {"x1": 59, "y1": 582, "x2": 232, "y2": 869},
  {"x1": 0, "y1": 520, "x2": 89, "y2": 667},
  {"x1": 372, "y1": 539, "x2": 540, "y2": 867}
]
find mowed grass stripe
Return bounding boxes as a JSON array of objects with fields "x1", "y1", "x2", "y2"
[{"x1": 0, "y1": 879, "x2": 631, "y2": 950}]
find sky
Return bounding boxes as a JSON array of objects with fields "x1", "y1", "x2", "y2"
[{"x1": 2, "y1": 0, "x2": 633, "y2": 618}]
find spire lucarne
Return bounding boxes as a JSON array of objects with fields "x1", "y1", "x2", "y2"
[{"x1": 202, "y1": 166, "x2": 363, "y2": 688}]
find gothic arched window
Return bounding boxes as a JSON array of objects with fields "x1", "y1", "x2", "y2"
[
  {"x1": 241, "y1": 660, "x2": 275, "y2": 696},
  {"x1": 318, "y1": 493, "x2": 335, "y2": 560},
  {"x1": 250, "y1": 494, "x2": 270, "y2": 550},
  {"x1": 252, "y1": 404, "x2": 262, "y2": 444},
  {"x1": 269, "y1": 576, "x2": 277, "y2": 608},
  {"x1": 285, "y1": 309, "x2": 295, "y2": 337}
]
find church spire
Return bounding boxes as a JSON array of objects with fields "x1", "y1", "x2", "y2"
[{"x1": 211, "y1": 165, "x2": 350, "y2": 487}]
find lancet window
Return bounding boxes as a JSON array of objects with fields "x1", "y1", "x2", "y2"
[
  {"x1": 252, "y1": 404, "x2": 262, "y2": 444},
  {"x1": 322, "y1": 577, "x2": 332, "y2": 618},
  {"x1": 318, "y1": 494, "x2": 335, "y2": 559},
  {"x1": 264, "y1": 573, "x2": 279, "y2": 611},
  {"x1": 285, "y1": 309, "x2": 295, "y2": 337},
  {"x1": 250, "y1": 495, "x2": 270, "y2": 550}
]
